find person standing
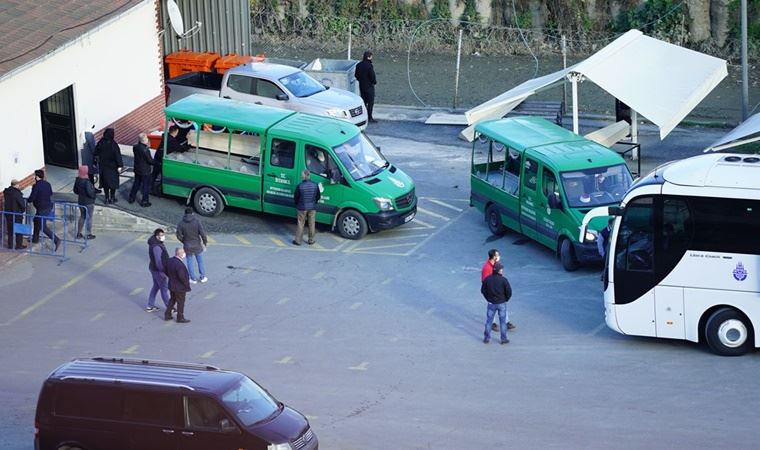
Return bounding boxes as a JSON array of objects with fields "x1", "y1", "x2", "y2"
[
  {"x1": 354, "y1": 50, "x2": 377, "y2": 123},
  {"x1": 292, "y1": 169, "x2": 321, "y2": 246},
  {"x1": 73, "y1": 166, "x2": 97, "y2": 240},
  {"x1": 3, "y1": 179, "x2": 26, "y2": 250},
  {"x1": 152, "y1": 125, "x2": 183, "y2": 195},
  {"x1": 94, "y1": 127, "x2": 123, "y2": 204},
  {"x1": 165, "y1": 247, "x2": 191, "y2": 323},
  {"x1": 129, "y1": 133, "x2": 154, "y2": 207},
  {"x1": 81, "y1": 128, "x2": 102, "y2": 193},
  {"x1": 482, "y1": 249, "x2": 515, "y2": 331},
  {"x1": 481, "y1": 262, "x2": 512, "y2": 345},
  {"x1": 146, "y1": 228, "x2": 170, "y2": 313},
  {"x1": 176, "y1": 207, "x2": 208, "y2": 284},
  {"x1": 28, "y1": 169, "x2": 61, "y2": 251}
]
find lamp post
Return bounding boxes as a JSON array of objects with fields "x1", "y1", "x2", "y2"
[{"x1": 741, "y1": 0, "x2": 748, "y2": 120}]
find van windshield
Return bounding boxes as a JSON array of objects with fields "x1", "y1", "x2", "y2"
[
  {"x1": 221, "y1": 377, "x2": 280, "y2": 427},
  {"x1": 278, "y1": 71, "x2": 325, "y2": 97},
  {"x1": 333, "y1": 133, "x2": 388, "y2": 181},
  {"x1": 561, "y1": 164, "x2": 632, "y2": 208}
]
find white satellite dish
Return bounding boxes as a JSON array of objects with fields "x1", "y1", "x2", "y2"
[{"x1": 167, "y1": 0, "x2": 184, "y2": 36}]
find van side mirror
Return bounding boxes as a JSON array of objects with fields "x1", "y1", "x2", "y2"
[
  {"x1": 220, "y1": 418, "x2": 239, "y2": 434},
  {"x1": 608, "y1": 206, "x2": 623, "y2": 216},
  {"x1": 328, "y1": 167, "x2": 342, "y2": 184},
  {"x1": 276, "y1": 93, "x2": 289, "y2": 101},
  {"x1": 548, "y1": 192, "x2": 562, "y2": 210}
]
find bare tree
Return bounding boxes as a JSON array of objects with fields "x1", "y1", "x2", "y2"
[
  {"x1": 710, "y1": 0, "x2": 731, "y2": 47},
  {"x1": 686, "y1": 0, "x2": 711, "y2": 42}
]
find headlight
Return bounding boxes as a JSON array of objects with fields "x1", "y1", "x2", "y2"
[
  {"x1": 584, "y1": 231, "x2": 597, "y2": 242},
  {"x1": 373, "y1": 197, "x2": 394, "y2": 211},
  {"x1": 326, "y1": 109, "x2": 347, "y2": 118},
  {"x1": 268, "y1": 444, "x2": 293, "y2": 450}
]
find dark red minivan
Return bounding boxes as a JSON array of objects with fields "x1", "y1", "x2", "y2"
[{"x1": 34, "y1": 357, "x2": 317, "y2": 450}]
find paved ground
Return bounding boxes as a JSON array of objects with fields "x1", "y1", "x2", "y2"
[{"x1": 2, "y1": 121, "x2": 759, "y2": 449}]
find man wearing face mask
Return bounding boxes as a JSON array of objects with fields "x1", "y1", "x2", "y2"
[
  {"x1": 145, "y1": 228, "x2": 170, "y2": 313},
  {"x1": 165, "y1": 247, "x2": 191, "y2": 323}
]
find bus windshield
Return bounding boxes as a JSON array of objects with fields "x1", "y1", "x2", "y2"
[
  {"x1": 333, "y1": 133, "x2": 388, "y2": 181},
  {"x1": 278, "y1": 71, "x2": 325, "y2": 98},
  {"x1": 561, "y1": 164, "x2": 632, "y2": 208},
  {"x1": 221, "y1": 377, "x2": 280, "y2": 427}
]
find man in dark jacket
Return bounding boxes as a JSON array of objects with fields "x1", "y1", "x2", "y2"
[
  {"x1": 354, "y1": 50, "x2": 377, "y2": 123},
  {"x1": 165, "y1": 247, "x2": 191, "y2": 323},
  {"x1": 94, "y1": 127, "x2": 123, "y2": 204},
  {"x1": 152, "y1": 125, "x2": 184, "y2": 195},
  {"x1": 481, "y1": 262, "x2": 513, "y2": 344},
  {"x1": 28, "y1": 169, "x2": 60, "y2": 251},
  {"x1": 176, "y1": 207, "x2": 208, "y2": 283},
  {"x1": 146, "y1": 228, "x2": 170, "y2": 313},
  {"x1": 129, "y1": 133, "x2": 155, "y2": 207},
  {"x1": 73, "y1": 165, "x2": 96, "y2": 240},
  {"x1": 81, "y1": 128, "x2": 102, "y2": 193},
  {"x1": 293, "y1": 169, "x2": 321, "y2": 246},
  {"x1": 3, "y1": 179, "x2": 26, "y2": 249}
]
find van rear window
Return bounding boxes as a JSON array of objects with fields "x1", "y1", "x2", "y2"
[{"x1": 54, "y1": 385, "x2": 121, "y2": 419}]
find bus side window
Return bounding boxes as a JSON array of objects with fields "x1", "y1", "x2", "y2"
[{"x1": 615, "y1": 197, "x2": 654, "y2": 272}]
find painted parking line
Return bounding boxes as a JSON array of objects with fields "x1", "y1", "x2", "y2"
[
  {"x1": 416, "y1": 206, "x2": 451, "y2": 221},
  {"x1": 312, "y1": 271, "x2": 325, "y2": 280},
  {"x1": 348, "y1": 361, "x2": 369, "y2": 371},
  {"x1": 587, "y1": 321, "x2": 607, "y2": 336},
  {"x1": 313, "y1": 329, "x2": 325, "y2": 337},
  {"x1": 200, "y1": 350, "x2": 216, "y2": 358},
  {"x1": 233, "y1": 235, "x2": 251, "y2": 245},
  {"x1": 277, "y1": 297, "x2": 290, "y2": 305},
  {"x1": 204, "y1": 292, "x2": 217, "y2": 300},
  {"x1": 349, "y1": 302, "x2": 362, "y2": 310},
  {"x1": 121, "y1": 345, "x2": 139, "y2": 354},
  {"x1": 269, "y1": 235, "x2": 286, "y2": 247},
  {"x1": 427, "y1": 198, "x2": 464, "y2": 212},
  {"x1": 51, "y1": 339, "x2": 67, "y2": 350},
  {"x1": 409, "y1": 217, "x2": 436, "y2": 229},
  {"x1": 238, "y1": 324, "x2": 253, "y2": 333},
  {"x1": 381, "y1": 278, "x2": 392, "y2": 285},
  {"x1": 129, "y1": 287, "x2": 144, "y2": 296},
  {"x1": 90, "y1": 312, "x2": 105, "y2": 322},
  {"x1": 352, "y1": 243, "x2": 417, "y2": 252},
  {"x1": 275, "y1": 356, "x2": 293, "y2": 364}
]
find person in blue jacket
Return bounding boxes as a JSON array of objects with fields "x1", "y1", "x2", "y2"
[{"x1": 28, "y1": 169, "x2": 60, "y2": 251}]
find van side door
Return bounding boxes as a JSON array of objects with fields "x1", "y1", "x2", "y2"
[
  {"x1": 519, "y1": 157, "x2": 540, "y2": 240},
  {"x1": 122, "y1": 389, "x2": 182, "y2": 450},
  {"x1": 262, "y1": 135, "x2": 300, "y2": 217},
  {"x1": 306, "y1": 144, "x2": 343, "y2": 223},
  {"x1": 181, "y1": 396, "x2": 263, "y2": 450},
  {"x1": 534, "y1": 166, "x2": 562, "y2": 249}
]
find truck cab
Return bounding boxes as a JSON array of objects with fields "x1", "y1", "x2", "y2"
[{"x1": 470, "y1": 117, "x2": 633, "y2": 270}]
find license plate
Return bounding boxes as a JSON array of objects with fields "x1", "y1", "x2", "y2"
[{"x1": 404, "y1": 212, "x2": 415, "y2": 223}]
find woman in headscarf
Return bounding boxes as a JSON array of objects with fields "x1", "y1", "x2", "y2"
[
  {"x1": 94, "y1": 128, "x2": 123, "y2": 204},
  {"x1": 73, "y1": 165, "x2": 97, "y2": 240}
]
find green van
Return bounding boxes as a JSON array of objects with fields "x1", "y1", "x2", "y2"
[
  {"x1": 161, "y1": 95, "x2": 416, "y2": 239},
  {"x1": 470, "y1": 117, "x2": 633, "y2": 270}
]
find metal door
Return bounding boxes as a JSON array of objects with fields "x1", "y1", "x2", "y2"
[{"x1": 40, "y1": 85, "x2": 78, "y2": 169}]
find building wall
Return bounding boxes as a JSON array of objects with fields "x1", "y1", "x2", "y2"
[{"x1": 0, "y1": 0, "x2": 163, "y2": 190}]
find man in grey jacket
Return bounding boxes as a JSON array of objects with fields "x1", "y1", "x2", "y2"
[{"x1": 176, "y1": 207, "x2": 208, "y2": 284}]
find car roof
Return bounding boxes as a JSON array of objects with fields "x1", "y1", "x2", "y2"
[
  {"x1": 165, "y1": 94, "x2": 294, "y2": 132},
  {"x1": 230, "y1": 62, "x2": 300, "y2": 79},
  {"x1": 269, "y1": 112, "x2": 361, "y2": 148},
  {"x1": 475, "y1": 116, "x2": 626, "y2": 172},
  {"x1": 48, "y1": 358, "x2": 243, "y2": 395}
]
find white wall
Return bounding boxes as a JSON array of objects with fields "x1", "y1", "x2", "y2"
[{"x1": 0, "y1": 0, "x2": 161, "y2": 188}]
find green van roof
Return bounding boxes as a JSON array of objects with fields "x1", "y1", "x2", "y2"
[
  {"x1": 475, "y1": 116, "x2": 625, "y2": 171},
  {"x1": 270, "y1": 112, "x2": 360, "y2": 148},
  {"x1": 164, "y1": 94, "x2": 295, "y2": 131}
]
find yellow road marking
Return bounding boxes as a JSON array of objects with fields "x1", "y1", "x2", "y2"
[
  {"x1": 121, "y1": 345, "x2": 139, "y2": 354},
  {"x1": 269, "y1": 235, "x2": 286, "y2": 247},
  {"x1": 352, "y1": 243, "x2": 416, "y2": 251},
  {"x1": 1, "y1": 235, "x2": 143, "y2": 326},
  {"x1": 277, "y1": 297, "x2": 289, "y2": 305},
  {"x1": 233, "y1": 235, "x2": 251, "y2": 245},
  {"x1": 242, "y1": 269, "x2": 252, "y2": 275},
  {"x1": 410, "y1": 217, "x2": 435, "y2": 229},
  {"x1": 275, "y1": 356, "x2": 292, "y2": 364},
  {"x1": 206, "y1": 236, "x2": 217, "y2": 244},
  {"x1": 163, "y1": 320, "x2": 174, "y2": 328},
  {"x1": 200, "y1": 350, "x2": 216, "y2": 358},
  {"x1": 312, "y1": 271, "x2": 325, "y2": 280},
  {"x1": 238, "y1": 324, "x2": 253, "y2": 333},
  {"x1": 312, "y1": 242, "x2": 326, "y2": 250},
  {"x1": 349, "y1": 361, "x2": 369, "y2": 371},
  {"x1": 90, "y1": 312, "x2": 105, "y2": 322},
  {"x1": 366, "y1": 233, "x2": 430, "y2": 240},
  {"x1": 381, "y1": 278, "x2": 392, "y2": 285},
  {"x1": 427, "y1": 198, "x2": 464, "y2": 212},
  {"x1": 129, "y1": 287, "x2": 144, "y2": 296},
  {"x1": 343, "y1": 240, "x2": 363, "y2": 253},
  {"x1": 329, "y1": 234, "x2": 344, "y2": 243},
  {"x1": 416, "y1": 206, "x2": 451, "y2": 221},
  {"x1": 403, "y1": 209, "x2": 466, "y2": 257},
  {"x1": 204, "y1": 292, "x2": 217, "y2": 300},
  {"x1": 313, "y1": 329, "x2": 325, "y2": 337},
  {"x1": 349, "y1": 302, "x2": 362, "y2": 310}
]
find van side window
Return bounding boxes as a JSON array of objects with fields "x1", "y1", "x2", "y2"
[
  {"x1": 542, "y1": 168, "x2": 558, "y2": 198},
  {"x1": 256, "y1": 79, "x2": 284, "y2": 99},
  {"x1": 270, "y1": 139, "x2": 295, "y2": 168},
  {"x1": 54, "y1": 385, "x2": 120, "y2": 419},
  {"x1": 471, "y1": 135, "x2": 492, "y2": 182},
  {"x1": 227, "y1": 75, "x2": 255, "y2": 94},
  {"x1": 523, "y1": 158, "x2": 538, "y2": 190},
  {"x1": 305, "y1": 145, "x2": 333, "y2": 178},
  {"x1": 123, "y1": 390, "x2": 180, "y2": 426},
  {"x1": 187, "y1": 396, "x2": 233, "y2": 431}
]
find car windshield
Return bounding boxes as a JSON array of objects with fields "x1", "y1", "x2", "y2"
[
  {"x1": 333, "y1": 133, "x2": 388, "y2": 181},
  {"x1": 278, "y1": 71, "x2": 325, "y2": 97},
  {"x1": 560, "y1": 164, "x2": 632, "y2": 208},
  {"x1": 221, "y1": 377, "x2": 280, "y2": 427}
]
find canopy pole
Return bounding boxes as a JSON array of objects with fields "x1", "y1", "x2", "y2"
[
  {"x1": 630, "y1": 110, "x2": 639, "y2": 161},
  {"x1": 570, "y1": 74, "x2": 580, "y2": 134}
]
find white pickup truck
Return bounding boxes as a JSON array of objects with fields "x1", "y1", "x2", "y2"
[{"x1": 166, "y1": 62, "x2": 368, "y2": 129}]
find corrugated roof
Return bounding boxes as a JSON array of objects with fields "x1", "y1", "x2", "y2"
[{"x1": 0, "y1": 0, "x2": 144, "y2": 78}]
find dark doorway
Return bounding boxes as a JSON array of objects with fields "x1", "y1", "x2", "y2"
[{"x1": 40, "y1": 85, "x2": 78, "y2": 169}]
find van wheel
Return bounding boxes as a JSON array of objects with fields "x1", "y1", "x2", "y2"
[
  {"x1": 704, "y1": 307, "x2": 753, "y2": 356},
  {"x1": 560, "y1": 238, "x2": 579, "y2": 272},
  {"x1": 338, "y1": 210, "x2": 368, "y2": 240},
  {"x1": 194, "y1": 187, "x2": 224, "y2": 217},
  {"x1": 486, "y1": 204, "x2": 505, "y2": 236}
]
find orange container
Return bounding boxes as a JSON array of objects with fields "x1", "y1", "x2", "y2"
[
  {"x1": 215, "y1": 53, "x2": 256, "y2": 74},
  {"x1": 147, "y1": 131, "x2": 163, "y2": 150},
  {"x1": 165, "y1": 50, "x2": 221, "y2": 78}
]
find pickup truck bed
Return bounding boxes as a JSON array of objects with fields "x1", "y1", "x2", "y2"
[{"x1": 167, "y1": 72, "x2": 224, "y2": 104}]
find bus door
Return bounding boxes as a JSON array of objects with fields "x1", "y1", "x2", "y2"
[
  {"x1": 519, "y1": 157, "x2": 540, "y2": 240},
  {"x1": 305, "y1": 144, "x2": 343, "y2": 223},
  {"x1": 262, "y1": 136, "x2": 299, "y2": 217},
  {"x1": 535, "y1": 166, "x2": 562, "y2": 248}
]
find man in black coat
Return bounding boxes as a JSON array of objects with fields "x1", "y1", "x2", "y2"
[
  {"x1": 152, "y1": 125, "x2": 184, "y2": 195},
  {"x1": 481, "y1": 263, "x2": 513, "y2": 345},
  {"x1": 292, "y1": 169, "x2": 321, "y2": 246},
  {"x1": 3, "y1": 179, "x2": 26, "y2": 249},
  {"x1": 28, "y1": 169, "x2": 60, "y2": 251},
  {"x1": 94, "y1": 127, "x2": 123, "y2": 204},
  {"x1": 354, "y1": 50, "x2": 377, "y2": 123},
  {"x1": 129, "y1": 133, "x2": 155, "y2": 207},
  {"x1": 165, "y1": 247, "x2": 191, "y2": 323}
]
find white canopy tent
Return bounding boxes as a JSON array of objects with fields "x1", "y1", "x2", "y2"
[
  {"x1": 461, "y1": 29, "x2": 728, "y2": 142},
  {"x1": 704, "y1": 112, "x2": 760, "y2": 152}
]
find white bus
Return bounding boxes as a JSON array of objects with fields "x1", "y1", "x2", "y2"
[{"x1": 581, "y1": 153, "x2": 760, "y2": 356}]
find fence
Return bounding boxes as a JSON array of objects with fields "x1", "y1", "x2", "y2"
[{"x1": 1, "y1": 202, "x2": 90, "y2": 263}]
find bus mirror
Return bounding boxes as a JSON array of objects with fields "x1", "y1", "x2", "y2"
[
  {"x1": 548, "y1": 192, "x2": 562, "y2": 210},
  {"x1": 608, "y1": 206, "x2": 623, "y2": 216}
]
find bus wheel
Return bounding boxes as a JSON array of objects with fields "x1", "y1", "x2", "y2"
[
  {"x1": 486, "y1": 204, "x2": 505, "y2": 236},
  {"x1": 704, "y1": 308, "x2": 753, "y2": 356},
  {"x1": 560, "y1": 238, "x2": 579, "y2": 272},
  {"x1": 338, "y1": 210, "x2": 367, "y2": 240},
  {"x1": 194, "y1": 187, "x2": 224, "y2": 217}
]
